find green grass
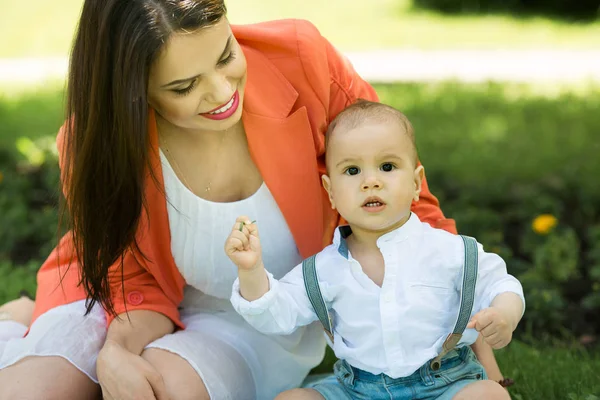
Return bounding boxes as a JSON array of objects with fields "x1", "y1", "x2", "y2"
[
  {"x1": 1, "y1": 81, "x2": 599, "y2": 398},
  {"x1": 495, "y1": 340, "x2": 600, "y2": 399},
  {"x1": 0, "y1": 85, "x2": 65, "y2": 153},
  {"x1": 1, "y1": 0, "x2": 599, "y2": 58},
  {"x1": 313, "y1": 341, "x2": 600, "y2": 399}
]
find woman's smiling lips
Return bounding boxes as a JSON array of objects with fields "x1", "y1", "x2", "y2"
[
  {"x1": 362, "y1": 196, "x2": 386, "y2": 213},
  {"x1": 199, "y1": 91, "x2": 239, "y2": 120}
]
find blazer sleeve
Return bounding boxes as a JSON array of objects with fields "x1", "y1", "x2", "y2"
[
  {"x1": 323, "y1": 38, "x2": 457, "y2": 234},
  {"x1": 40, "y1": 124, "x2": 184, "y2": 328}
]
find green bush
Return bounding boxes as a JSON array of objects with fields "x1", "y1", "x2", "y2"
[
  {"x1": 0, "y1": 146, "x2": 60, "y2": 266},
  {"x1": 375, "y1": 82, "x2": 600, "y2": 339},
  {"x1": 1, "y1": 82, "x2": 600, "y2": 341},
  {"x1": 412, "y1": 0, "x2": 600, "y2": 19}
]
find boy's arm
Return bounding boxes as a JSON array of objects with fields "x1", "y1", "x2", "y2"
[
  {"x1": 473, "y1": 243, "x2": 525, "y2": 316},
  {"x1": 237, "y1": 262, "x2": 270, "y2": 301},
  {"x1": 231, "y1": 263, "x2": 321, "y2": 335},
  {"x1": 469, "y1": 243, "x2": 525, "y2": 346},
  {"x1": 226, "y1": 217, "x2": 321, "y2": 335},
  {"x1": 490, "y1": 292, "x2": 525, "y2": 332}
]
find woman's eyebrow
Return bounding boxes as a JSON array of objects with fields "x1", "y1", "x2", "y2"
[{"x1": 161, "y1": 36, "x2": 233, "y2": 88}]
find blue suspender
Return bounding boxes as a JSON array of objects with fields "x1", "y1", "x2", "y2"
[
  {"x1": 301, "y1": 234, "x2": 479, "y2": 369},
  {"x1": 302, "y1": 254, "x2": 335, "y2": 342},
  {"x1": 430, "y1": 235, "x2": 478, "y2": 370}
]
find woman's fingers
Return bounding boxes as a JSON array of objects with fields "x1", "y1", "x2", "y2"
[{"x1": 145, "y1": 368, "x2": 170, "y2": 400}]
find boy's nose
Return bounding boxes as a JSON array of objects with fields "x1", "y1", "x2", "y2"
[{"x1": 361, "y1": 176, "x2": 382, "y2": 191}]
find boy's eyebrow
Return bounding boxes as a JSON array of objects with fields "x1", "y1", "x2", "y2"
[
  {"x1": 378, "y1": 153, "x2": 403, "y2": 160},
  {"x1": 335, "y1": 157, "x2": 359, "y2": 168},
  {"x1": 161, "y1": 36, "x2": 233, "y2": 88}
]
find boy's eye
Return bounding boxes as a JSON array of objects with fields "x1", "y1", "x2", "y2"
[
  {"x1": 344, "y1": 167, "x2": 360, "y2": 176},
  {"x1": 380, "y1": 163, "x2": 396, "y2": 172}
]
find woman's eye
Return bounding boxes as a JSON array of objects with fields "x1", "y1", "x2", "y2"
[
  {"x1": 217, "y1": 51, "x2": 236, "y2": 67},
  {"x1": 344, "y1": 167, "x2": 360, "y2": 176},
  {"x1": 381, "y1": 163, "x2": 395, "y2": 172},
  {"x1": 173, "y1": 81, "x2": 196, "y2": 96}
]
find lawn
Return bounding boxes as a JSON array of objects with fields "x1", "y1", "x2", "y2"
[
  {"x1": 1, "y1": 81, "x2": 599, "y2": 398},
  {"x1": 0, "y1": 0, "x2": 599, "y2": 58},
  {"x1": 313, "y1": 340, "x2": 600, "y2": 399}
]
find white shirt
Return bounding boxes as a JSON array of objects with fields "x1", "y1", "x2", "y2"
[
  {"x1": 160, "y1": 150, "x2": 302, "y2": 298},
  {"x1": 231, "y1": 213, "x2": 525, "y2": 378}
]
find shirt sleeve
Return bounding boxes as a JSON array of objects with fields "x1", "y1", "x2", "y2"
[
  {"x1": 473, "y1": 242, "x2": 526, "y2": 317},
  {"x1": 230, "y1": 263, "x2": 320, "y2": 335}
]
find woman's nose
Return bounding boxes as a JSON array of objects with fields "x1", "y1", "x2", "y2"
[{"x1": 204, "y1": 74, "x2": 233, "y2": 105}]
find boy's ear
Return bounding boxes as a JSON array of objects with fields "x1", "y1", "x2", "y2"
[
  {"x1": 413, "y1": 165, "x2": 425, "y2": 202},
  {"x1": 322, "y1": 175, "x2": 336, "y2": 209}
]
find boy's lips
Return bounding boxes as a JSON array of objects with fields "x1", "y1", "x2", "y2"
[{"x1": 362, "y1": 196, "x2": 386, "y2": 212}]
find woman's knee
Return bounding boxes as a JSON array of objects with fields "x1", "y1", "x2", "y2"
[
  {"x1": 452, "y1": 380, "x2": 510, "y2": 400},
  {"x1": 0, "y1": 297, "x2": 35, "y2": 327},
  {"x1": 274, "y1": 388, "x2": 325, "y2": 400},
  {"x1": 0, "y1": 356, "x2": 99, "y2": 400},
  {"x1": 142, "y1": 347, "x2": 210, "y2": 400}
]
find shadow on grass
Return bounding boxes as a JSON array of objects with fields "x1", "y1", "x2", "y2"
[
  {"x1": 409, "y1": 0, "x2": 600, "y2": 23},
  {"x1": 1, "y1": 83, "x2": 600, "y2": 399}
]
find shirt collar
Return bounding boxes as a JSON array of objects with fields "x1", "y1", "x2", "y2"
[{"x1": 332, "y1": 213, "x2": 423, "y2": 259}]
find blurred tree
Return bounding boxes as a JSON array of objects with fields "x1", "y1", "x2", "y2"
[{"x1": 412, "y1": 0, "x2": 600, "y2": 20}]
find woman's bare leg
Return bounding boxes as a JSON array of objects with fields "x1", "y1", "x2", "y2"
[
  {"x1": 0, "y1": 298, "x2": 100, "y2": 400},
  {"x1": 452, "y1": 380, "x2": 509, "y2": 400},
  {"x1": 141, "y1": 348, "x2": 211, "y2": 400},
  {"x1": 0, "y1": 297, "x2": 35, "y2": 327},
  {"x1": 0, "y1": 356, "x2": 100, "y2": 400},
  {"x1": 275, "y1": 388, "x2": 325, "y2": 400}
]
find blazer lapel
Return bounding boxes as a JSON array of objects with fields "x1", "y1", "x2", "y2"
[{"x1": 241, "y1": 46, "x2": 324, "y2": 258}]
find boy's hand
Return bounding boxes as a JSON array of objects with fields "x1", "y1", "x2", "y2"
[
  {"x1": 467, "y1": 307, "x2": 513, "y2": 349},
  {"x1": 225, "y1": 216, "x2": 262, "y2": 271}
]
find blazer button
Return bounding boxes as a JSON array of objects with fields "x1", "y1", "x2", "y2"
[{"x1": 127, "y1": 291, "x2": 144, "y2": 306}]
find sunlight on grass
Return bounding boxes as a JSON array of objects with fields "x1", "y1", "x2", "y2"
[
  {"x1": 0, "y1": 0, "x2": 83, "y2": 58},
  {"x1": 0, "y1": 0, "x2": 598, "y2": 57}
]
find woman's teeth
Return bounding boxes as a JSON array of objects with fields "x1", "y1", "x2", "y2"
[
  {"x1": 365, "y1": 202, "x2": 382, "y2": 207},
  {"x1": 208, "y1": 96, "x2": 235, "y2": 115}
]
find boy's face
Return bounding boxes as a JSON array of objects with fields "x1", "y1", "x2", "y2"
[{"x1": 322, "y1": 120, "x2": 424, "y2": 234}]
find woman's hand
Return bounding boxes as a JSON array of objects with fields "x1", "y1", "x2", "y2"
[
  {"x1": 225, "y1": 216, "x2": 262, "y2": 271},
  {"x1": 97, "y1": 339, "x2": 170, "y2": 400}
]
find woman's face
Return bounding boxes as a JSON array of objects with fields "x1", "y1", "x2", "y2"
[{"x1": 148, "y1": 18, "x2": 247, "y2": 134}]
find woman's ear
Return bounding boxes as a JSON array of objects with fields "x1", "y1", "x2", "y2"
[
  {"x1": 413, "y1": 165, "x2": 425, "y2": 202},
  {"x1": 322, "y1": 175, "x2": 336, "y2": 209}
]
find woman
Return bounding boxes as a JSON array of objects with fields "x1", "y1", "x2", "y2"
[{"x1": 0, "y1": 1, "x2": 505, "y2": 399}]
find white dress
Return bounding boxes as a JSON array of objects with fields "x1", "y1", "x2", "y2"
[{"x1": 0, "y1": 151, "x2": 326, "y2": 400}]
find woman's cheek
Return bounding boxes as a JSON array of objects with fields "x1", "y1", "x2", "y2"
[{"x1": 162, "y1": 98, "x2": 198, "y2": 120}]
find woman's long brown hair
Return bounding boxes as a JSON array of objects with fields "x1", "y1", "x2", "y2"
[{"x1": 63, "y1": 0, "x2": 226, "y2": 316}]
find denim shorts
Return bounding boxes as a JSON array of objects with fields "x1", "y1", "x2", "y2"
[{"x1": 309, "y1": 346, "x2": 487, "y2": 400}]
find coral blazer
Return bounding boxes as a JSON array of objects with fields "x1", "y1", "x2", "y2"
[{"x1": 31, "y1": 20, "x2": 456, "y2": 329}]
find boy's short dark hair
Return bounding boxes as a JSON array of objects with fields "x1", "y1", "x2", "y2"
[{"x1": 325, "y1": 99, "x2": 418, "y2": 165}]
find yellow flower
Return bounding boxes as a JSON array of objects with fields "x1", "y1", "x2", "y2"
[{"x1": 532, "y1": 214, "x2": 558, "y2": 235}]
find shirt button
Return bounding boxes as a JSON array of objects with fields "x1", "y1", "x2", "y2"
[
  {"x1": 383, "y1": 293, "x2": 393, "y2": 303},
  {"x1": 127, "y1": 291, "x2": 144, "y2": 306}
]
